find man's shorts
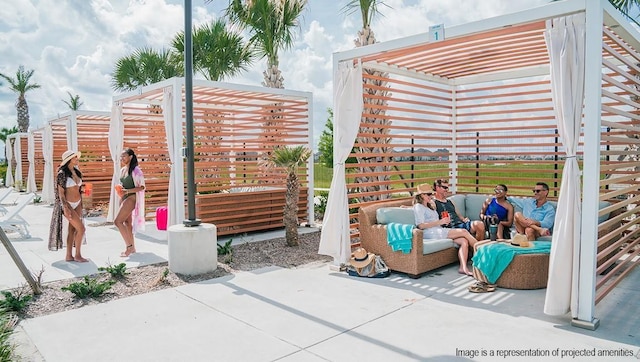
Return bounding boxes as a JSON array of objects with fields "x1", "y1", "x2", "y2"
[{"x1": 452, "y1": 220, "x2": 472, "y2": 231}]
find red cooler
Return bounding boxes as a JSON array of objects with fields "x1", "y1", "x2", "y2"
[{"x1": 156, "y1": 206, "x2": 168, "y2": 231}]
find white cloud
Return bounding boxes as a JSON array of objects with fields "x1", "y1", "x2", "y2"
[{"x1": 0, "y1": 0, "x2": 564, "y2": 146}]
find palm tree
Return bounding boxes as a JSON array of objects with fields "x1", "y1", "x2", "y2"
[
  {"x1": 0, "y1": 126, "x2": 18, "y2": 166},
  {"x1": 343, "y1": 1, "x2": 392, "y2": 203},
  {"x1": 263, "y1": 145, "x2": 311, "y2": 247},
  {"x1": 62, "y1": 91, "x2": 83, "y2": 111},
  {"x1": 111, "y1": 47, "x2": 182, "y2": 92},
  {"x1": 0, "y1": 66, "x2": 41, "y2": 132},
  {"x1": 172, "y1": 18, "x2": 254, "y2": 81},
  {"x1": 225, "y1": 0, "x2": 307, "y2": 89}
]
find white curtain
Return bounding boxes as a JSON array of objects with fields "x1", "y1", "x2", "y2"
[
  {"x1": 42, "y1": 124, "x2": 55, "y2": 204},
  {"x1": 14, "y1": 135, "x2": 23, "y2": 186},
  {"x1": 318, "y1": 61, "x2": 363, "y2": 264},
  {"x1": 163, "y1": 84, "x2": 185, "y2": 227},
  {"x1": 107, "y1": 103, "x2": 125, "y2": 222},
  {"x1": 543, "y1": 14, "x2": 586, "y2": 317},
  {"x1": 5, "y1": 137, "x2": 13, "y2": 187},
  {"x1": 26, "y1": 133, "x2": 37, "y2": 192}
]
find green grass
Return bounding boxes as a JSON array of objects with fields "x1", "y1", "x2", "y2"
[{"x1": 313, "y1": 162, "x2": 567, "y2": 197}]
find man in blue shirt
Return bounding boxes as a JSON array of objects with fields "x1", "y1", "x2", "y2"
[{"x1": 514, "y1": 182, "x2": 556, "y2": 240}]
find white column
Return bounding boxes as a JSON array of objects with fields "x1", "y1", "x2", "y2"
[{"x1": 573, "y1": 0, "x2": 603, "y2": 329}]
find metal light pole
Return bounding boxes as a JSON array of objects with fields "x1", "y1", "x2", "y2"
[{"x1": 184, "y1": 0, "x2": 200, "y2": 226}]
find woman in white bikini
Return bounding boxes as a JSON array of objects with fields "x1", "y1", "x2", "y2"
[
  {"x1": 114, "y1": 148, "x2": 145, "y2": 257},
  {"x1": 48, "y1": 150, "x2": 87, "y2": 262}
]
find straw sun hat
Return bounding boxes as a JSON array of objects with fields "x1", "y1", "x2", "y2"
[
  {"x1": 350, "y1": 247, "x2": 375, "y2": 268},
  {"x1": 60, "y1": 150, "x2": 81, "y2": 166},
  {"x1": 416, "y1": 183, "x2": 433, "y2": 195},
  {"x1": 511, "y1": 233, "x2": 531, "y2": 248}
]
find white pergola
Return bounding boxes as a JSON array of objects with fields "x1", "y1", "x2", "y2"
[
  {"x1": 320, "y1": 0, "x2": 640, "y2": 329},
  {"x1": 108, "y1": 77, "x2": 314, "y2": 230}
]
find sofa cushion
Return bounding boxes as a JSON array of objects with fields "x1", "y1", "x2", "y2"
[
  {"x1": 448, "y1": 194, "x2": 466, "y2": 218},
  {"x1": 598, "y1": 201, "x2": 611, "y2": 224},
  {"x1": 422, "y1": 238, "x2": 455, "y2": 255},
  {"x1": 376, "y1": 207, "x2": 414, "y2": 225},
  {"x1": 465, "y1": 194, "x2": 489, "y2": 221}
]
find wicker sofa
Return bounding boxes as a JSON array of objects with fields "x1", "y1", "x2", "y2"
[
  {"x1": 358, "y1": 199, "x2": 458, "y2": 278},
  {"x1": 358, "y1": 194, "x2": 619, "y2": 279}
]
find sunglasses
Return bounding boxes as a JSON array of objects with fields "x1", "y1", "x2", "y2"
[
  {"x1": 438, "y1": 185, "x2": 449, "y2": 190},
  {"x1": 494, "y1": 188, "x2": 505, "y2": 193},
  {"x1": 532, "y1": 189, "x2": 546, "y2": 193},
  {"x1": 422, "y1": 192, "x2": 433, "y2": 196}
]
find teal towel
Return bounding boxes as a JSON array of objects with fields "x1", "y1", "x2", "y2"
[
  {"x1": 387, "y1": 222, "x2": 414, "y2": 254},
  {"x1": 472, "y1": 241, "x2": 551, "y2": 284}
]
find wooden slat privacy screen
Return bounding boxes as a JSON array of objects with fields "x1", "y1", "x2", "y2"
[
  {"x1": 31, "y1": 129, "x2": 44, "y2": 190},
  {"x1": 118, "y1": 81, "x2": 312, "y2": 236},
  {"x1": 345, "y1": 22, "x2": 640, "y2": 305}
]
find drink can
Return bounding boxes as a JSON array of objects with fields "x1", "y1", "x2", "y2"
[{"x1": 441, "y1": 211, "x2": 449, "y2": 219}]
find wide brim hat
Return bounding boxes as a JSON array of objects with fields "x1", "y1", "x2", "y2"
[
  {"x1": 60, "y1": 150, "x2": 81, "y2": 166},
  {"x1": 416, "y1": 183, "x2": 433, "y2": 195},
  {"x1": 350, "y1": 247, "x2": 375, "y2": 268},
  {"x1": 511, "y1": 233, "x2": 531, "y2": 247}
]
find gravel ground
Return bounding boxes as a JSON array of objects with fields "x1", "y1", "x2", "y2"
[{"x1": 9, "y1": 231, "x2": 330, "y2": 320}]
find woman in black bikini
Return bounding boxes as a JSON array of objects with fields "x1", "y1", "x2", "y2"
[
  {"x1": 114, "y1": 148, "x2": 145, "y2": 257},
  {"x1": 48, "y1": 150, "x2": 87, "y2": 262}
]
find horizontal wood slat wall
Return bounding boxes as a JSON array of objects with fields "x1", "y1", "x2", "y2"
[
  {"x1": 76, "y1": 114, "x2": 112, "y2": 207},
  {"x1": 31, "y1": 129, "x2": 44, "y2": 190},
  {"x1": 120, "y1": 83, "x2": 311, "y2": 235},
  {"x1": 594, "y1": 27, "x2": 640, "y2": 304}
]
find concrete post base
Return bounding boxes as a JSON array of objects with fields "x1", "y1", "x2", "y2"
[{"x1": 168, "y1": 223, "x2": 217, "y2": 275}]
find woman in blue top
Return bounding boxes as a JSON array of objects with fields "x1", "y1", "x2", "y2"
[
  {"x1": 413, "y1": 185, "x2": 478, "y2": 275},
  {"x1": 479, "y1": 184, "x2": 514, "y2": 239}
]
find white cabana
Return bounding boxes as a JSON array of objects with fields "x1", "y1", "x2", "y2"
[
  {"x1": 6, "y1": 133, "x2": 29, "y2": 190},
  {"x1": 5, "y1": 136, "x2": 13, "y2": 187},
  {"x1": 108, "y1": 77, "x2": 313, "y2": 235},
  {"x1": 325, "y1": 0, "x2": 640, "y2": 329}
]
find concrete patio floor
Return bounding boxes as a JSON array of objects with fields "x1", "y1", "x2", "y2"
[{"x1": 1, "y1": 189, "x2": 639, "y2": 361}]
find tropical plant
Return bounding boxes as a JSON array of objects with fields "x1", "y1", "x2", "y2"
[
  {"x1": 0, "y1": 307, "x2": 17, "y2": 362},
  {"x1": 172, "y1": 18, "x2": 254, "y2": 81},
  {"x1": 61, "y1": 276, "x2": 116, "y2": 299},
  {"x1": 111, "y1": 47, "x2": 182, "y2": 92},
  {"x1": 0, "y1": 127, "x2": 18, "y2": 146},
  {"x1": 318, "y1": 108, "x2": 358, "y2": 168},
  {"x1": 98, "y1": 262, "x2": 129, "y2": 279},
  {"x1": 224, "y1": 0, "x2": 307, "y2": 88},
  {"x1": 0, "y1": 289, "x2": 32, "y2": 313},
  {"x1": 62, "y1": 91, "x2": 83, "y2": 111},
  {"x1": 0, "y1": 66, "x2": 41, "y2": 132},
  {"x1": 263, "y1": 145, "x2": 311, "y2": 246},
  {"x1": 343, "y1": 0, "x2": 392, "y2": 203}
]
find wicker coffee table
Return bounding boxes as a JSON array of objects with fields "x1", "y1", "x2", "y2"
[{"x1": 475, "y1": 240, "x2": 550, "y2": 290}]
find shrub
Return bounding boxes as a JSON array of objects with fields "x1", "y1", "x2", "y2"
[
  {"x1": 218, "y1": 239, "x2": 233, "y2": 263},
  {"x1": 98, "y1": 263, "x2": 129, "y2": 279},
  {"x1": 314, "y1": 191, "x2": 329, "y2": 219},
  {"x1": 62, "y1": 277, "x2": 116, "y2": 299},
  {"x1": 217, "y1": 239, "x2": 233, "y2": 255},
  {"x1": 0, "y1": 289, "x2": 32, "y2": 313},
  {"x1": 0, "y1": 307, "x2": 17, "y2": 362}
]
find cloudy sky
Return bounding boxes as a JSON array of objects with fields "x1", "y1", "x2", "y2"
[{"x1": 0, "y1": 0, "x2": 551, "y2": 147}]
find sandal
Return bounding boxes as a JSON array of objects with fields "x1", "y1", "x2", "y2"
[{"x1": 468, "y1": 281, "x2": 497, "y2": 293}]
